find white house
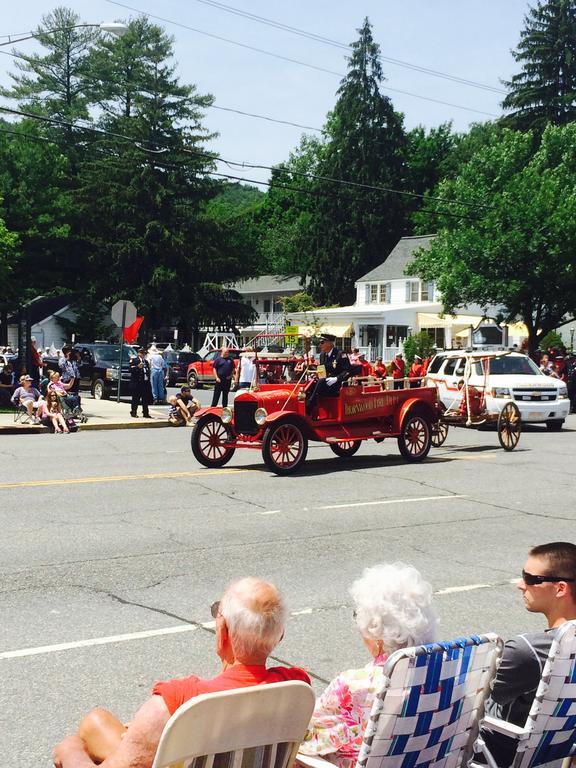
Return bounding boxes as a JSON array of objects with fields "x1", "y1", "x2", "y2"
[
  {"x1": 6, "y1": 294, "x2": 79, "y2": 352},
  {"x1": 227, "y1": 274, "x2": 306, "y2": 340},
  {"x1": 288, "y1": 235, "x2": 514, "y2": 360}
]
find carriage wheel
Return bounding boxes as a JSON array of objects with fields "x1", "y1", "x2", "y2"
[
  {"x1": 262, "y1": 420, "x2": 308, "y2": 475},
  {"x1": 431, "y1": 421, "x2": 449, "y2": 447},
  {"x1": 330, "y1": 440, "x2": 361, "y2": 458},
  {"x1": 191, "y1": 415, "x2": 235, "y2": 468},
  {"x1": 397, "y1": 413, "x2": 432, "y2": 462},
  {"x1": 498, "y1": 402, "x2": 521, "y2": 451}
]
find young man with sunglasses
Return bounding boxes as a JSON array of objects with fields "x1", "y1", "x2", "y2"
[
  {"x1": 480, "y1": 542, "x2": 576, "y2": 767},
  {"x1": 53, "y1": 578, "x2": 310, "y2": 768}
]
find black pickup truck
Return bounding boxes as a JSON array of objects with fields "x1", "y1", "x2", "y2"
[{"x1": 43, "y1": 343, "x2": 136, "y2": 400}]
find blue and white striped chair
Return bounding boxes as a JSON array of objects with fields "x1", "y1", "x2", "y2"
[
  {"x1": 473, "y1": 620, "x2": 576, "y2": 768},
  {"x1": 299, "y1": 634, "x2": 502, "y2": 768}
]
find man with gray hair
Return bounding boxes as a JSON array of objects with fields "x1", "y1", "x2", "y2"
[{"x1": 53, "y1": 578, "x2": 310, "y2": 768}]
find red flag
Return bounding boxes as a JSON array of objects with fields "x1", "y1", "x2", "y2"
[{"x1": 124, "y1": 316, "x2": 144, "y2": 344}]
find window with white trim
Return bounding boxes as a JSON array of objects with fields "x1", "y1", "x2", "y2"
[
  {"x1": 379, "y1": 283, "x2": 391, "y2": 303},
  {"x1": 370, "y1": 285, "x2": 378, "y2": 303},
  {"x1": 406, "y1": 281, "x2": 420, "y2": 302}
]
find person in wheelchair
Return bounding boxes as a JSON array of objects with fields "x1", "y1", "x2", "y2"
[{"x1": 306, "y1": 334, "x2": 351, "y2": 417}]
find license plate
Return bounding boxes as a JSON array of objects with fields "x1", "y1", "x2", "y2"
[{"x1": 528, "y1": 411, "x2": 543, "y2": 419}]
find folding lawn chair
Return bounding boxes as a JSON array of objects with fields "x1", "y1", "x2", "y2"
[
  {"x1": 298, "y1": 634, "x2": 503, "y2": 768},
  {"x1": 472, "y1": 620, "x2": 576, "y2": 768},
  {"x1": 152, "y1": 680, "x2": 316, "y2": 768}
]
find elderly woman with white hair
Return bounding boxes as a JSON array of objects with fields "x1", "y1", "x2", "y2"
[{"x1": 299, "y1": 562, "x2": 437, "y2": 768}]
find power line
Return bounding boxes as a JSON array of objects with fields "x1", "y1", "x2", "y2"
[
  {"x1": 177, "y1": 0, "x2": 506, "y2": 95},
  {"x1": 0, "y1": 47, "x2": 325, "y2": 134},
  {"x1": 0, "y1": 105, "x2": 496, "y2": 217},
  {"x1": 0, "y1": 125, "x2": 482, "y2": 224},
  {"x1": 105, "y1": 0, "x2": 500, "y2": 119}
]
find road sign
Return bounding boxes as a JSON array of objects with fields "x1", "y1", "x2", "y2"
[
  {"x1": 111, "y1": 300, "x2": 137, "y2": 328},
  {"x1": 284, "y1": 325, "x2": 298, "y2": 345}
]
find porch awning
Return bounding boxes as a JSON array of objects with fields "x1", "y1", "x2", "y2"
[
  {"x1": 297, "y1": 323, "x2": 353, "y2": 337},
  {"x1": 417, "y1": 313, "x2": 485, "y2": 330}
]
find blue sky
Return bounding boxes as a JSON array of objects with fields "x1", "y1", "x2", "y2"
[{"x1": 1, "y1": 0, "x2": 532, "y2": 183}]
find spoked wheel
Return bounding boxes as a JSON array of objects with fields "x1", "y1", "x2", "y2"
[
  {"x1": 330, "y1": 440, "x2": 361, "y2": 458},
  {"x1": 191, "y1": 415, "x2": 235, "y2": 468},
  {"x1": 262, "y1": 419, "x2": 308, "y2": 475},
  {"x1": 431, "y1": 421, "x2": 449, "y2": 447},
  {"x1": 498, "y1": 402, "x2": 521, "y2": 451},
  {"x1": 397, "y1": 413, "x2": 432, "y2": 462}
]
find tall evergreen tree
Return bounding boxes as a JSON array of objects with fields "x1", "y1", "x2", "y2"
[
  {"x1": 502, "y1": 0, "x2": 576, "y2": 131},
  {"x1": 78, "y1": 18, "x2": 252, "y2": 335},
  {"x1": 308, "y1": 18, "x2": 407, "y2": 305},
  {"x1": 1, "y1": 7, "x2": 98, "y2": 135}
]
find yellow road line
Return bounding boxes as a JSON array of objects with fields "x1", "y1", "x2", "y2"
[{"x1": 0, "y1": 468, "x2": 250, "y2": 490}]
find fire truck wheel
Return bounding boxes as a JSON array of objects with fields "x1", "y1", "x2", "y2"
[
  {"x1": 262, "y1": 419, "x2": 308, "y2": 475},
  {"x1": 498, "y1": 402, "x2": 522, "y2": 450},
  {"x1": 191, "y1": 415, "x2": 235, "y2": 468},
  {"x1": 431, "y1": 421, "x2": 449, "y2": 447},
  {"x1": 397, "y1": 412, "x2": 432, "y2": 462},
  {"x1": 330, "y1": 440, "x2": 361, "y2": 458}
]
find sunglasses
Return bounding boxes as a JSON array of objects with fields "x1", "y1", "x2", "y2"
[
  {"x1": 521, "y1": 569, "x2": 575, "y2": 586},
  {"x1": 210, "y1": 600, "x2": 221, "y2": 619}
]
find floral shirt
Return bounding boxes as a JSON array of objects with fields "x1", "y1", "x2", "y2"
[{"x1": 300, "y1": 655, "x2": 387, "y2": 768}]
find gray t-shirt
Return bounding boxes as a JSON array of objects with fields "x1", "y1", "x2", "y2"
[{"x1": 481, "y1": 628, "x2": 557, "y2": 766}]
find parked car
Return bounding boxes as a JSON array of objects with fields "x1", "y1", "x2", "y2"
[
  {"x1": 426, "y1": 350, "x2": 570, "y2": 430},
  {"x1": 0, "y1": 353, "x2": 17, "y2": 374},
  {"x1": 43, "y1": 343, "x2": 137, "y2": 399},
  {"x1": 163, "y1": 349, "x2": 201, "y2": 387},
  {"x1": 186, "y1": 349, "x2": 242, "y2": 388}
]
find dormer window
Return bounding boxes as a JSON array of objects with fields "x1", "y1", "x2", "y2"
[{"x1": 379, "y1": 283, "x2": 391, "y2": 303}]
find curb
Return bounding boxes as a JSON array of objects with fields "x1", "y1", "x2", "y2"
[{"x1": 0, "y1": 419, "x2": 171, "y2": 435}]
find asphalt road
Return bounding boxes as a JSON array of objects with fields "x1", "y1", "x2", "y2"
[{"x1": 1, "y1": 410, "x2": 575, "y2": 766}]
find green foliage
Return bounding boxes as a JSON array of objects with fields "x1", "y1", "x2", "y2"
[
  {"x1": 307, "y1": 18, "x2": 408, "y2": 305},
  {"x1": 406, "y1": 123, "x2": 459, "y2": 214},
  {"x1": 279, "y1": 292, "x2": 316, "y2": 313},
  {"x1": 502, "y1": 0, "x2": 576, "y2": 131},
  {"x1": 0, "y1": 205, "x2": 19, "y2": 300},
  {"x1": 402, "y1": 332, "x2": 437, "y2": 365},
  {"x1": 204, "y1": 183, "x2": 264, "y2": 220},
  {"x1": 407, "y1": 124, "x2": 576, "y2": 353},
  {"x1": 539, "y1": 329, "x2": 565, "y2": 351}
]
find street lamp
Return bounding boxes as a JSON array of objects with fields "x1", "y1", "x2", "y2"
[{"x1": 0, "y1": 22, "x2": 129, "y2": 47}]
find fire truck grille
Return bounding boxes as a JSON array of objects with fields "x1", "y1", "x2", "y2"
[{"x1": 234, "y1": 401, "x2": 259, "y2": 435}]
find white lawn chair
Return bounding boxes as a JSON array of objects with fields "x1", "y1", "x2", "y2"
[
  {"x1": 152, "y1": 680, "x2": 315, "y2": 768},
  {"x1": 472, "y1": 620, "x2": 576, "y2": 768},
  {"x1": 298, "y1": 634, "x2": 502, "y2": 768}
]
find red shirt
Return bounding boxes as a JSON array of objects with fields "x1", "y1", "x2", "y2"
[
  {"x1": 391, "y1": 358, "x2": 405, "y2": 379},
  {"x1": 153, "y1": 663, "x2": 311, "y2": 715}
]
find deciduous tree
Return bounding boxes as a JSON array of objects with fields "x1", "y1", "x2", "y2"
[{"x1": 407, "y1": 125, "x2": 576, "y2": 354}]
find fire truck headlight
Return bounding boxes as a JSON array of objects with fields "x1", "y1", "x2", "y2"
[
  {"x1": 221, "y1": 407, "x2": 233, "y2": 424},
  {"x1": 255, "y1": 407, "x2": 267, "y2": 426}
]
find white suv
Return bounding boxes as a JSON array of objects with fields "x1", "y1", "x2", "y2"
[{"x1": 426, "y1": 351, "x2": 570, "y2": 430}]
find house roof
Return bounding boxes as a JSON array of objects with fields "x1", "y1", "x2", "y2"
[
  {"x1": 357, "y1": 235, "x2": 436, "y2": 283},
  {"x1": 228, "y1": 275, "x2": 305, "y2": 294},
  {"x1": 7, "y1": 293, "x2": 78, "y2": 325}
]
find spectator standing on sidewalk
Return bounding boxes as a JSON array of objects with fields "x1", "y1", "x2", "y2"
[
  {"x1": 211, "y1": 347, "x2": 235, "y2": 407},
  {"x1": 59, "y1": 347, "x2": 81, "y2": 406},
  {"x1": 30, "y1": 336, "x2": 43, "y2": 385},
  {"x1": 130, "y1": 348, "x2": 152, "y2": 418},
  {"x1": 235, "y1": 348, "x2": 256, "y2": 389},
  {"x1": 148, "y1": 347, "x2": 167, "y2": 404}
]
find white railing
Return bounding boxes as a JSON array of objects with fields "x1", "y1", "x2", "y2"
[{"x1": 358, "y1": 345, "x2": 401, "y2": 362}]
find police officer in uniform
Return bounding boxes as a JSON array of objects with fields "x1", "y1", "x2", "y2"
[
  {"x1": 130, "y1": 347, "x2": 152, "y2": 418},
  {"x1": 306, "y1": 333, "x2": 350, "y2": 416}
]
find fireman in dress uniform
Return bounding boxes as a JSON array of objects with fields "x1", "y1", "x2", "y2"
[{"x1": 306, "y1": 334, "x2": 351, "y2": 416}]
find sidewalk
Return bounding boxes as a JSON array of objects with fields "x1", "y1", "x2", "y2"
[{"x1": 0, "y1": 396, "x2": 170, "y2": 434}]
